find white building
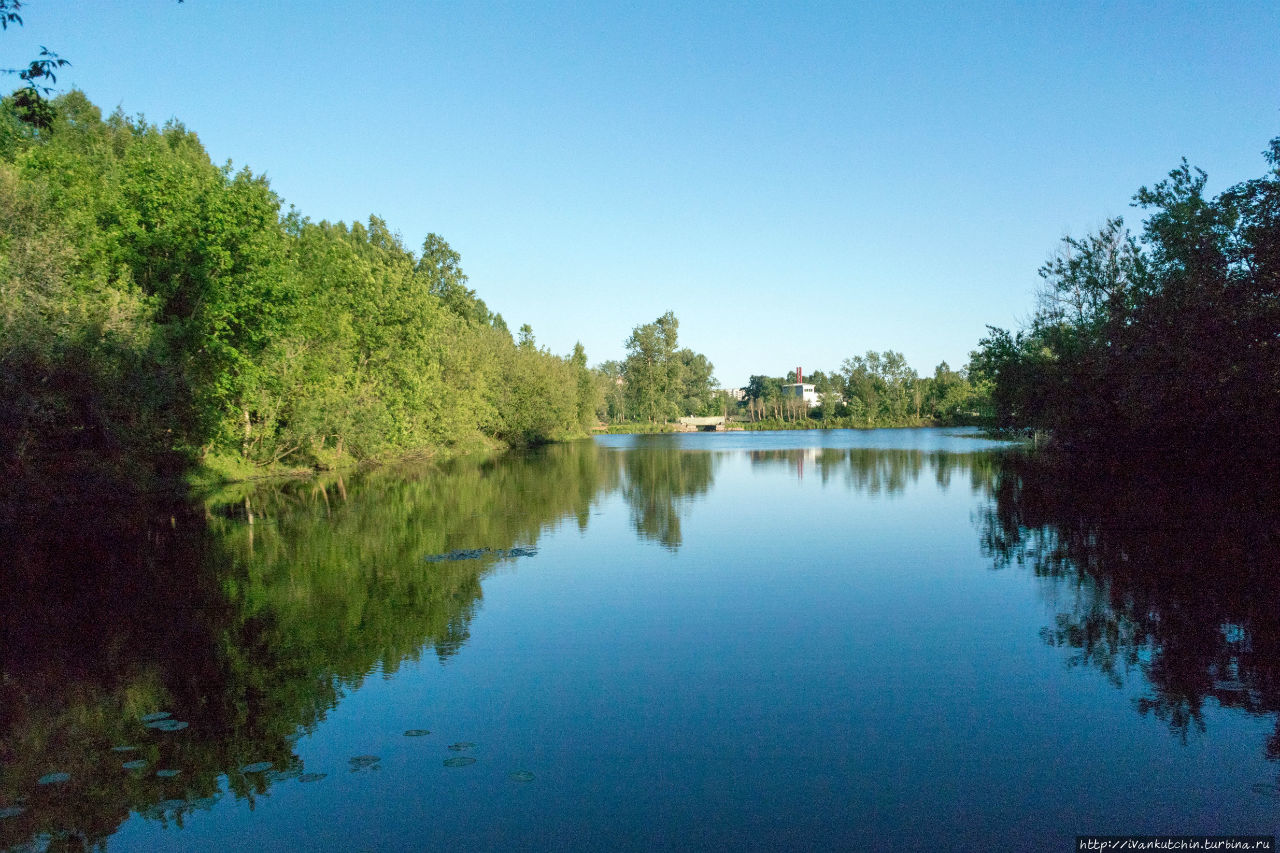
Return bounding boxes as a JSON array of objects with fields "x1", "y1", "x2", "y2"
[{"x1": 781, "y1": 382, "x2": 820, "y2": 408}]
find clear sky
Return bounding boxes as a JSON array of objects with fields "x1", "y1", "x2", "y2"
[{"x1": 8, "y1": 1, "x2": 1279, "y2": 387}]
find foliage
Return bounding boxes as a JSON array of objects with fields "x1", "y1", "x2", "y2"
[
  {"x1": 0, "y1": 92, "x2": 600, "y2": 489},
  {"x1": 1, "y1": 0, "x2": 70, "y2": 130},
  {"x1": 593, "y1": 359, "x2": 626, "y2": 423},
  {"x1": 619, "y1": 311, "x2": 716, "y2": 422},
  {"x1": 598, "y1": 421, "x2": 681, "y2": 434},
  {"x1": 674, "y1": 348, "x2": 716, "y2": 415},
  {"x1": 621, "y1": 311, "x2": 680, "y2": 423},
  {"x1": 971, "y1": 137, "x2": 1280, "y2": 451},
  {"x1": 571, "y1": 342, "x2": 601, "y2": 431},
  {"x1": 979, "y1": 450, "x2": 1280, "y2": 755},
  {"x1": 739, "y1": 355, "x2": 985, "y2": 428}
]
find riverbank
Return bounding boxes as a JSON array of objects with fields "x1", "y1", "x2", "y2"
[
  {"x1": 187, "y1": 426, "x2": 595, "y2": 492},
  {"x1": 740, "y1": 416, "x2": 936, "y2": 430},
  {"x1": 599, "y1": 416, "x2": 988, "y2": 433},
  {"x1": 594, "y1": 422, "x2": 684, "y2": 434}
]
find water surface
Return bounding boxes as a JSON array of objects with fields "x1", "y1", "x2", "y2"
[{"x1": 2, "y1": 428, "x2": 1276, "y2": 851}]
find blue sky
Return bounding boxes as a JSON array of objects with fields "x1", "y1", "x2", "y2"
[{"x1": 9, "y1": 1, "x2": 1279, "y2": 386}]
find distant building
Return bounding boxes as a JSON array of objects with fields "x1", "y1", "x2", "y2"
[
  {"x1": 721, "y1": 387, "x2": 745, "y2": 402},
  {"x1": 782, "y1": 382, "x2": 820, "y2": 408}
]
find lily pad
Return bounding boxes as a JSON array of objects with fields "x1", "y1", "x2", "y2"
[
  {"x1": 37, "y1": 772, "x2": 70, "y2": 785},
  {"x1": 146, "y1": 719, "x2": 189, "y2": 732},
  {"x1": 140, "y1": 712, "x2": 172, "y2": 723},
  {"x1": 0, "y1": 806, "x2": 26, "y2": 819},
  {"x1": 348, "y1": 755, "x2": 380, "y2": 770},
  {"x1": 508, "y1": 770, "x2": 535, "y2": 782},
  {"x1": 443, "y1": 756, "x2": 476, "y2": 767},
  {"x1": 155, "y1": 769, "x2": 181, "y2": 779},
  {"x1": 122, "y1": 760, "x2": 147, "y2": 771},
  {"x1": 110, "y1": 745, "x2": 138, "y2": 753},
  {"x1": 446, "y1": 742, "x2": 476, "y2": 751},
  {"x1": 240, "y1": 762, "x2": 273, "y2": 774},
  {"x1": 403, "y1": 729, "x2": 431, "y2": 737},
  {"x1": 298, "y1": 772, "x2": 327, "y2": 783}
]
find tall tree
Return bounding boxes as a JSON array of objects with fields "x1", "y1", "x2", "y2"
[
  {"x1": 744, "y1": 374, "x2": 783, "y2": 421},
  {"x1": 594, "y1": 360, "x2": 626, "y2": 422},
  {"x1": 571, "y1": 342, "x2": 599, "y2": 431},
  {"x1": 622, "y1": 311, "x2": 680, "y2": 423},
  {"x1": 674, "y1": 348, "x2": 716, "y2": 416},
  {"x1": 416, "y1": 233, "x2": 492, "y2": 326},
  {"x1": 840, "y1": 353, "x2": 883, "y2": 425}
]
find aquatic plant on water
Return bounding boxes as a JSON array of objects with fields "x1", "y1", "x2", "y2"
[{"x1": 443, "y1": 757, "x2": 476, "y2": 767}]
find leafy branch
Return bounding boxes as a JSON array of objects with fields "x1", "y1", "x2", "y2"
[{"x1": 7, "y1": 45, "x2": 69, "y2": 95}]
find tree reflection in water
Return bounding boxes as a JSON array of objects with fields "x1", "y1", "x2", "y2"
[
  {"x1": 5, "y1": 438, "x2": 1276, "y2": 850},
  {"x1": 621, "y1": 447, "x2": 716, "y2": 549},
  {"x1": 746, "y1": 447, "x2": 998, "y2": 497},
  {"x1": 0, "y1": 441, "x2": 620, "y2": 852},
  {"x1": 978, "y1": 451, "x2": 1280, "y2": 758}
]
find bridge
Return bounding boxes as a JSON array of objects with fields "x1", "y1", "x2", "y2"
[{"x1": 677, "y1": 416, "x2": 727, "y2": 431}]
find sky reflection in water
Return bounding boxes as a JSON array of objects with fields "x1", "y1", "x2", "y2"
[{"x1": 2, "y1": 428, "x2": 1277, "y2": 851}]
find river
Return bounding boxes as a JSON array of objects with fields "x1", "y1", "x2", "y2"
[{"x1": 1, "y1": 428, "x2": 1276, "y2": 850}]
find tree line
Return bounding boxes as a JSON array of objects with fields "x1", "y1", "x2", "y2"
[
  {"x1": 970, "y1": 135, "x2": 1280, "y2": 453},
  {"x1": 591, "y1": 316, "x2": 989, "y2": 430},
  {"x1": 739, "y1": 355, "x2": 986, "y2": 428},
  {"x1": 0, "y1": 91, "x2": 607, "y2": 490},
  {"x1": 8, "y1": 94, "x2": 1268, "y2": 488}
]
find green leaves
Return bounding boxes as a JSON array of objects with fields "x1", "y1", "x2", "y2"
[
  {"x1": 0, "y1": 91, "x2": 604, "y2": 483},
  {"x1": 620, "y1": 311, "x2": 713, "y2": 423},
  {"x1": 976, "y1": 134, "x2": 1280, "y2": 450}
]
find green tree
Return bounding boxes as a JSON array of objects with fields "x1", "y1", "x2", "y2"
[
  {"x1": 674, "y1": 347, "x2": 716, "y2": 415},
  {"x1": 595, "y1": 360, "x2": 626, "y2": 422},
  {"x1": 972, "y1": 136, "x2": 1280, "y2": 451},
  {"x1": 571, "y1": 341, "x2": 599, "y2": 431},
  {"x1": 744, "y1": 374, "x2": 783, "y2": 421},
  {"x1": 416, "y1": 233, "x2": 492, "y2": 326},
  {"x1": 0, "y1": 88, "x2": 633, "y2": 488},
  {"x1": 840, "y1": 353, "x2": 883, "y2": 425},
  {"x1": 622, "y1": 311, "x2": 681, "y2": 423},
  {"x1": 925, "y1": 361, "x2": 977, "y2": 422}
]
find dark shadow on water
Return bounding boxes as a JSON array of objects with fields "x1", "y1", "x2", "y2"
[
  {"x1": 978, "y1": 450, "x2": 1280, "y2": 758},
  {"x1": 0, "y1": 441, "x2": 622, "y2": 851}
]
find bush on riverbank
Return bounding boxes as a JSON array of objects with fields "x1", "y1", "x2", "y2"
[{"x1": 597, "y1": 422, "x2": 683, "y2": 434}]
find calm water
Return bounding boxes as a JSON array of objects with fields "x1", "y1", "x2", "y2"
[{"x1": 2, "y1": 428, "x2": 1278, "y2": 851}]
